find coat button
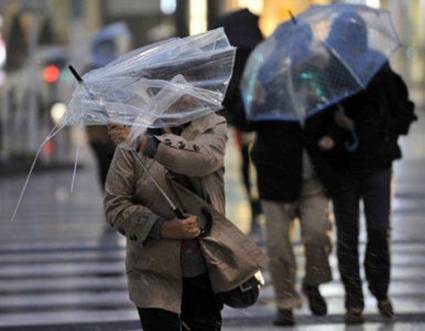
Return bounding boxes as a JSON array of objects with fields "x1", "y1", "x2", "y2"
[
  {"x1": 178, "y1": 141, "x2": 185, "y2": 149},
  {"x1": 193, "y1": 144, "x2": 200, "y2": 152},
  {"x1": 129, "y1": 234, "x2": 138, "y2": 241}
]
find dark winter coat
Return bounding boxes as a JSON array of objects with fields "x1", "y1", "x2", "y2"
[
  {"x1": 250, "y1": 117, "x2": 327, "y2": 202},
  {"x1": 317, "y1": 63, "x2": 417, "y2": 192}
]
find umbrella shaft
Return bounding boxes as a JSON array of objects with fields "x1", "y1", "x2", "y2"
[{"x1": 131, "y1": 150, "x2": 180, "y2": 214}]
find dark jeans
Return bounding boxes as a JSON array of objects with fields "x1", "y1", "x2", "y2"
[
  {"x1": 332, "y1": 168, "x2": 392, "y2": 310},
  {"x1": 138, "y1": 273, "x2": 223, "y2": 331}
]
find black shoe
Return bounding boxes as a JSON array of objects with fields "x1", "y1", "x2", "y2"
[
  {"x1": 378, "y1": 299, "x2": 394, "y2": 319},
  {"x1": 273, "y1": 309, "x2": 295, "y2": 326},
  {"x1": 345, "y1": 308, "x2": 364, "y2": 324},
  {"x1": 302, "y1": 285, "x2": 327, "y2": 316}
]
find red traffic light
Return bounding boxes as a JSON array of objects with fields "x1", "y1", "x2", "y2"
[{"x1": 43, "y1": 64, "x2": 60, "y2": 84}]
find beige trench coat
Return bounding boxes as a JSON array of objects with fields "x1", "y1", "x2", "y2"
[{"x1": 104, "y1": 113, "x2": 267, "y2": 313}]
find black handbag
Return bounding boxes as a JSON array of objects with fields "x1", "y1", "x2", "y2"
[{"x1": 215, "y1": 271, "x2": 264, "y2": 308}]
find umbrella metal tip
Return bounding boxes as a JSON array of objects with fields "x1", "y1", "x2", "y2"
[
  {"x1": 68, "y1": 65, "x2": 83, "y2": 82},
  {"x1": 288, "y1": 11, "x2": 297, "y2": 25}
]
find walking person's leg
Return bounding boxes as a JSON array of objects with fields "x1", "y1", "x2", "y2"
[
  {"x1": 137, "y1": 308, "x2": 180, "y2": 331},
  {"x1": 298, "y1": 178, "x2": 332, "y2": 316},
  {"x1": 262, "y1": 200, "x2": 299, "y2": 326},
  {"x1": 361, "y1": 167, "x2": 394, "y2": 318},
  {"x1": 180, "y1": 273, "x2": 223, "y2": 331},
  {"x1": 332, "y1": 174, "x2": 364, "y2": 323},
  {"x1": 137, "y1": 273, "x2": 223, "y2": 331}
]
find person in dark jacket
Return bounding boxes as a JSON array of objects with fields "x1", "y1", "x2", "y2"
[
  {"x1": 316, "y1": 13, "x2": 417, "y2": 324},
  {"x1": 251, "y1": 116, "x2": 333, "y2": 326},
  {"x1": 317, "y1": 63, "x2": 416, "y2": 324}
]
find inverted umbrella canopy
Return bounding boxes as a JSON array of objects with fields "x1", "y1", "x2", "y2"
[
  {"x1": 66, "y1": 27, "x2": 236, "y2": 143},
  {"x1": 10, "y1": 28, "x2": 235, "y2": 221},
  {"x1": 240, "y1": 3, "x2": 401, "y2": 122}
]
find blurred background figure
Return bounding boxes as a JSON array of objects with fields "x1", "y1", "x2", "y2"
[
  {"x1": 89, "y1": 22, "x2": 130, "y2": 69},
  {"x1": 84, "y1": 22, "x2": 132, "y2": 191},
  {"x1": 210, "y1": 8, "x2": 264, "y2": 236},
  {"x1": 241, "y1": 19, "x2": 333, "y2": 326}
]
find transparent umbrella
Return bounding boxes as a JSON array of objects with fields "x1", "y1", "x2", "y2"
[
  {"x1": 11, "y1": 28, "x2": 235, "y2": 220},
  {"x1": 240, "y1": 3, "x2": 401, "y2": 123}
]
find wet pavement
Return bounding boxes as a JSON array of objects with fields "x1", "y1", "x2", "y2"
[{"x1": 0, "y1": 108, "x2": 424, "y2": 330}]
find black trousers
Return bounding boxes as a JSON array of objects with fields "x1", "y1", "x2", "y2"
[
  {"x1": 138, "y1": 273, "x2": 223, "y2": 331},
  {"x1": 332, "y1": 168, "x2": 392, "y2": 309}
]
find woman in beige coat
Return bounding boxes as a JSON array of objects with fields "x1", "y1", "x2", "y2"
[{"x1": 105, "y1": 112, "x2": 241, "y2": 331}]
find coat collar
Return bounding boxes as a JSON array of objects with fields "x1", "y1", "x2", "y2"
[{"x1": 182, "y1": 112, "x2": 225, "y2": 140}]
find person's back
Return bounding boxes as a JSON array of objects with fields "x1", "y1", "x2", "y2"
[{"x1": 323, "y1": 63, "x2": 416, "y2": 177}]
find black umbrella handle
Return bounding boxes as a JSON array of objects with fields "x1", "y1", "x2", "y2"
[
  {"x1": 173, "y1": 207, "x2": 186, "y2": 220},
  {"x1": 288, "y1": 11, "x2": 297, "y2": 25}
]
